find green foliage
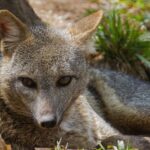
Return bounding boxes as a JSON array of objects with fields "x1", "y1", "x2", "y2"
[
  {"x1": 88, "y1": 0, "x2": 100, "y2": 3},
  {"x1": 53, "y1": 140, "x2": 136, "y2": 150},
  {"x1": 112, "y1": 0, "x2": 150, "y2": 30},
  {"x1": 83, "y1": 8, "x2": 98, "y2": 17},
  {"x1": 137, "y1": 55, "x2": 150, "y2": 68},
  {"x1": 119, "y1": 0, "x2": 150, "y2": 9},
  {"x1": 94, "y1": 140, "x2": 135, "y2": 150},
  {"x1": 95, "y1": 10, "x2": 150, "y2": 67}
]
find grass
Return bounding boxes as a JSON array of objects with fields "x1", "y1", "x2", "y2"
[
  {"x1": 97, "y1": 140, "x2": 137, "y2": 150},
  {"x1": 95, "y1": 10, "x2": 150, "y2": 67},
  {"x1": 52, "y1": 140, "x2": 137, "y2": 150},
  {"x1": 83, "y1": 8, "x2": 98, "y2": 17},
  {"x1": 93, "y1": 9, "x2": 150, "y2": 80},
  {"x1": 83, "y1": 0, "x2": 150, "y2": 80}
]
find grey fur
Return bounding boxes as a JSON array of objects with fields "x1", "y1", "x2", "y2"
[
  {"x1": 90, "y1": 69, "x2": 150, "y2": 135},
  {"x1": 0, "y1": 1, "x2": 150, "y2": 149}
]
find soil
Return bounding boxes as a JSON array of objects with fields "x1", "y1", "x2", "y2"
[{"x1": 29, "y1": 0, "x2": 101, "y2": 28}]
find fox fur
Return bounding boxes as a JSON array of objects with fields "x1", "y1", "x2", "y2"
[{"x1": 0, "y1": 0, "x2": 150, "y2": 149}]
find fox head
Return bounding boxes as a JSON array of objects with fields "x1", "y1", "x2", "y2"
[{"x1": 0, "y1": 10, "x2": 103, "y2": 128}]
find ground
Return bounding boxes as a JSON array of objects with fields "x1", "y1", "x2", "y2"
[{"x1": 29, "y1": 0, "x2": 101, "y2": 28}]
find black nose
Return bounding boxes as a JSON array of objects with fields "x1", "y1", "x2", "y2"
[{"x1": 41, "y1": 117, "x2": 57, "y2": 128}]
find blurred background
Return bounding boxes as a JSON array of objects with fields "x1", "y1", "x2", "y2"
[{"x1": 29, "y1": 0, "x2": 150, "y2": 81}]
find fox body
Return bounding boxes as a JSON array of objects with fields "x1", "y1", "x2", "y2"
[
  {"x1": 89, "y1": 69, "x2": 150, "y2": 135},
  {"x1": 0, "y1": 0, "x2": 150, "y2": 149}
]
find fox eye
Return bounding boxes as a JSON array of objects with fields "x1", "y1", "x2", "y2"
[
  {"x1": 57, "y1": 76, "x2": 73, "y2": 87},
  {"x1": 18, "y1": 77, "x2": 37, "y2": 88}
]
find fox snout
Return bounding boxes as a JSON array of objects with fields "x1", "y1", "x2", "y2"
[
  {"x1": 39, "y1": 114, "x2": 57, "y2": 128},
  {"x1": 33, "y1": 99, "x2": 58, "y2": 128},
  {"x1": 36, "y1": 112, "x2": 57, "y2": 128}
]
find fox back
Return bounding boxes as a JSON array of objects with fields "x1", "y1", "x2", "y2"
[{"x1": 90, "y1": 69, "x2": 150, "y2": 135}]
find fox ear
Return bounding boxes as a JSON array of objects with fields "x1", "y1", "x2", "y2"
[
  {"x1": 69, "y1": 10, "x2": 103, "y2": 44},
  {"x1": 0, "y1": 10, "x2": 27, "y2": 57}
]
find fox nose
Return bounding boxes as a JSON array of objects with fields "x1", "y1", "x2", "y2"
[{"x1": 40, "y1": 116, "x2": 57, "y2": 128}]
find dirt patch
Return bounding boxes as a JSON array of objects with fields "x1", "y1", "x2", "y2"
[{"x1": 29, "y1": 0, "x2": 102, "y2": 28}]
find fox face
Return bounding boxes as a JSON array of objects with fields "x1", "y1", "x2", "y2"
[{"x1": 0, "y1": 10, "x2": 103, "y2": 128}]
